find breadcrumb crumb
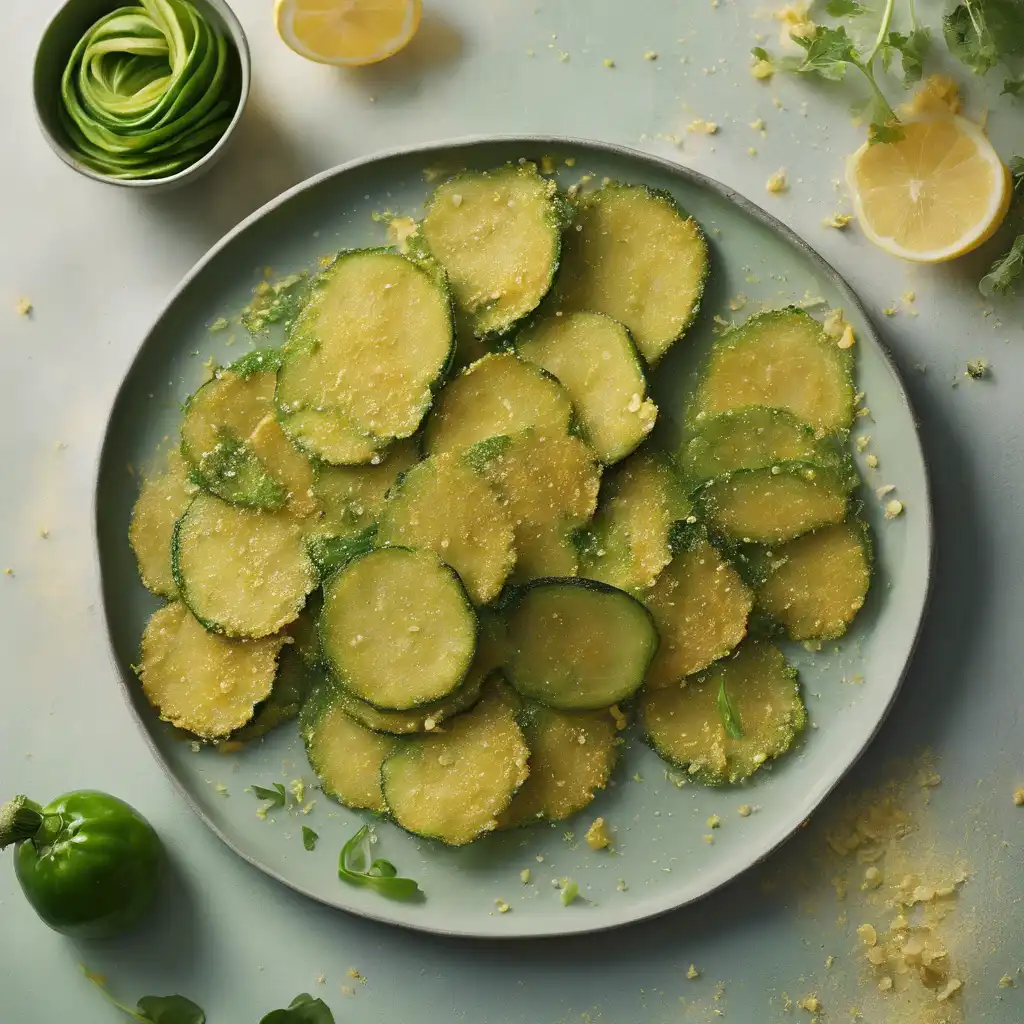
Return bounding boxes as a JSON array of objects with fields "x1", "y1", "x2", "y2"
[
  {"x1": 823, "y1": 212, "x2": 853, "y2": 229},
  {"x1": 766, "y1": 168, "x2": 788, "y2": 194},
  {"x1": 884, "y1": 499, "x2": 904, "y2": 519}
]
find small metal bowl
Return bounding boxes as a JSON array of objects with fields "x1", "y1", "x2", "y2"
[{"x1": 33, "y1": 0, "x2": 251, "y2": 192}]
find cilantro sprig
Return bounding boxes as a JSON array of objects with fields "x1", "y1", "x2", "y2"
[{"x1": 338, "y1": 825, "x2": 422, "y2": 900}]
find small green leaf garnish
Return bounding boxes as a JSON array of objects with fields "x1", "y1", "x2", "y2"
[
  {"x1": 251, "y1": 782, "x2": 287, "y2": 809},
  {"x1": 83, "y1": 968, "x2": 206, "y2": 1024},
  {"x1": 258, "y1": 993, "x2": 335, "y2": 1024},
  {"x1": 302, "y1": 826, "x2": 319, "y2": 851},
  {"x1": 717, "y1": 677, "x2": 744, "y2": 740},
  {"x1": 338, "y1": 825, "x2": 422, "y2": 900},
  {"x1": 881, "y1": 28, "x2": 930, "y2": 85},
  {"x1": 826, "y1": 0, "x2": 867, "y2": 17},
  {"x1": 943, "y1": 0, "x2": 1023, "y2": 77},
  {"x1": 1004, "y1": 76, "x2": 1024, "y2": 95}
]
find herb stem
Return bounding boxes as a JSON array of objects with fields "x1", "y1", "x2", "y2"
[
  {"x1": 865, "y1": 0, "x2": 897, "y2": 67},
  {"x1": 854, "y1": 60, "x2": 897, "y2": 121},
  {"x1": 908, "y1": 0, "x2": 918, "y2": 32}
]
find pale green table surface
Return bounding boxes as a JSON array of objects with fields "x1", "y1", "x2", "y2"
[{"x1": 1, "y1": 1, "x2": 1022, "y2": 1021}]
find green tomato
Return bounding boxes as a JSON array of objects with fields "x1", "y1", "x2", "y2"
[{"x1": 0, "y1": 790, "x2": 162, "y2": 938}]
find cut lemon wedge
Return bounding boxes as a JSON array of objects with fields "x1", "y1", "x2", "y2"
[
  {"x1": 275, "y1": 0, "x2": 421, "y2": 67},
  {"x1": 846, "y1": 116, "x2": 1012, "y2": 264}
]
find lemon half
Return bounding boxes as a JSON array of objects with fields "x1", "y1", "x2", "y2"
[
  {"x1": 275, "y1": 0, "x2": 422, "y2": 67},
  {"x1": 846, "y1": 116, "x2": 1012, "y2": 264}
]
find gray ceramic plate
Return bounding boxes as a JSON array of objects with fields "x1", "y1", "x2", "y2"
[{"x1": 96, "y1": 136, "x2": 932, "y2": 939}]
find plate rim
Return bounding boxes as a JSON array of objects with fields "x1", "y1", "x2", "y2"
[{"x1": 93, "y1": 133, "x2": 935, "y2": 939}]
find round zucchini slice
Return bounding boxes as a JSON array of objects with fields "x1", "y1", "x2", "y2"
[
  {"x1": 234, "y1": 646, "x2": 314, "y2": 742},
  {"x1": 644, "y1": 538, "x2": 753, "y2": 688},
  {"x1": 301, "y1": 683, "x2": 397, "y2": 813},
  {"x1": 246, "y1": 414, "x2": 318, "y2": 519},
  {"x1": 498, "y1": 704, "x2": 618, "y2": 828},
  {"x1": 478, "y1": 429, "x2": 602, "y2": 581},
  {"x1": 555, "y1": 184, "x2": 709, "y2": 364},
  {"x1": 421, "y1": 163, "x2": 564, "y2": 338},
  {"x1": 692, "y1": 308, "x2": 855, "y2": 436},
  {"x1": 682, "y1": 406, "x2": 848, "y2": 485},
  {"x1": 757, "y1": 520, "x2": 872, "y2": 641},
  {"x1": 643, "y1": 641, "x2": 807, "y2": 785},
  {"x1": 505, "y1": 578, "x2": 658, "y2": 710},
  {"x1": 311, "y1": 438, "x2": 420, "y2": 540},
  {"x1": 382, "y1": 674, "x2": 530, "y2": 845},
  {"x1": 276, "y1": 249, "x2": 455, "y2": 462},
  {"x1": 423, "y1": 352, "x2": 573, "y2": 458},
  {"x1": 138, "y1": 602, "x2": 286, "y2": 739},
  {"x1": 580, "y1": 449, "x2": 693, "y2": 593},
  {"x1": 180, "y1": 354, "x2": 285, "y2": 509},
  {"x1": 378, "y1": 452, "x2": 516, "y2": 605},
  {"x1": 319, "y1": 547, "x2": 478, "y2": 711},
  {"x1": 129, "y1": 449, "x2": 197, "y2": 599},
  {"x1": 172, "y1": 492, "x2": 317, "y2": 639},
  {"x1": 699, "y1": 462, "x2": 850, "y2": 545},
  {"x1": 332, "y1": 609, "x2": 505, "y2": 735},
  {"x1": 516, "y1": 312, "x2": 657, "y2": 464}
]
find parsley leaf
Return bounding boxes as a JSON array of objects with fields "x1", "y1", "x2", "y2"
[
  {"x1": 826, "y1": 0, "x2": 867, "y2": 16},
  {"x1": 302, "y1": 826, "x2": 319, "y2": 851},
  {"x1": 869, "y1": 121, "x2": 906, "y2": 144},
  {"x1": 1005, "y1": 76, "x2": 1024, "y2": 96},
  {"x1": 944, "y1": 0, "x2": 1023, "y2": 76},
  {"x1": 882, "y1": 28, "x2": 930, "y2": 84},
  {"x1": 251, "y1": 783, "x2": 287, "y2": 809},
  {"x1": 339, "y1": 825, "x2": 422, "y2": 900},
  {"x1": 259, "y1": 993, "x2": 335, "y2": 1024},
  {"x1": 716, "y1": 678, "x2": 744, "y2": 740}
]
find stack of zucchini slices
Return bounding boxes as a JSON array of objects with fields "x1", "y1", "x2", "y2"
[{"x1": 129, "y1": 160, "x2": 870, "y2": 847}]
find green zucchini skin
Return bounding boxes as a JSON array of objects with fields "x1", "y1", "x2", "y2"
[
  {"x1": 503, "y1": 576, "x2": 659, "y2": 710},
  {"x1": 318, "y1": 546, "x2": 479, "y2": 712},
  {"x1": 275, "y1": 248, "x2": 456, "y2": 464},
  {"x1": 420, "y1": 163, "x2": 568, "y2": 340}
]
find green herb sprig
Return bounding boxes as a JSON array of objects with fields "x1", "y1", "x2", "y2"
[
  {"x1": 84, "y1": 969, "x2": 206, "y2": 1024},
  {"x1": 981, "y1": 157, "x2": 1024, "y2": 297},
  {"x1": 338, "y1": 825, "x2": 422, "y2": 900},
  {"x1": 943, "y1": 0, "x2": 1024, "y2": 86},
  {"x1": 302, "y1": 826, "x2": 319, "y2": 851}
]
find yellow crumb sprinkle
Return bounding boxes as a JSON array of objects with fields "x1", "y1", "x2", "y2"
[
  {"x1": 796, "y1": 994, "x2": 821, "y2": 1013},
  {"x1": 856, "y1": 435, "x2": 871, "y2": 452},
  {"x1": 603, "y1": 58, "x2": 615, "y2": 68},
  {"x1": 643, "y1": 50, "x2": 658, "y2": 61},
  {"x1": 687, "y1": 964, "x2": 701, "y2": 980},
  {"x1": 748, "y1": 147, "x2": 758, "y2": 157},
  {"x1": 610, "y1": 704, "x2": 628, "y2": 730},
  {"x1": 1013, "y1": 786, "x2": 1024, "y2": 806},
  {"x1": 347, "y1": 968, "x2": 364, "y2": 983},
  {"x1": 15, "y1": 297, "x2": 32, "y2": 317},
  {"x1": 737, "y1": 804, "x2": 752, "y2": 817},
  {"x1": 702, "y1": 833, "x2": 715, "y2": 844},
  {"x1": 837, "y1": 324, "x2": 856, "y2": 350},
  {"x1": 766, "y1": 169, "x2": 788, "y2": 194},
  {"x1": 539, "y1": 155, "x2": 556, "y2": 174},
  {"x1": 999, "y1": 975, "x2": 1015, "y2": 988},
  {"x1": 774, "y1": 2, "x2": 816, "y2": 49},
  {"x1": 751, "y1": 57, "x2": 774, "y2": 80},
  {"x1": 386, "y1": 217, "x2": 418, "y2": 254},
  {"x1": 585, "y1": 817, "x2": 611, "y2": 850},
  {"x1": 564, "y1": 157, "x2": 576, "y2": 167},
  {"x1": 749, "y1": 118, "x2": 766, "y2": 132},
  {"x1": 728, "y1": 294, "x2": 748, "y2": 311},
  {"x1": 520, "y1": 869, "x2": 531, "y2": 884},
  {"x1": 707, "y1": 815, "x2": 721, "y2": 829},
  {"x1": 495, "y1": 898, "x2": 510, "y2": 913},
  {"x1": 865, "y1": 454, "x2": 878, "y2": 469},
  {"x1": 823, "y1": 212, "x2": 853, "y2": 229},
  {"x1": 862, "y1": 866, "x2": 882, "y2": 889},
  {"x1": 687, "y1": 118, "x2": 719, "y2": 134},
  {"x1": 884, "y1": 499, "x2": 904, "y2": 519},
  {"x1": 902, "y1": 290, "x2": 916, "y2": 303}
]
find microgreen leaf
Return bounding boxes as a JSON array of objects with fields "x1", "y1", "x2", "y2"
[
  {"x1": 338, "y1": 825, "x2": 423, "y2": 900},
  {"x1": 302, "y1": 826, "x2": 319, "y2": 851},
  {"x1": 788, "y1": 25, "x2": 858, "y2": 80},
  {"x1": 826, "y1": 0, "x2": 867, "y2": 16},
  {"x1": 251, "y1": 783, "x2": 287, "y2": 809},
  {"x1": 716, "y1": 678, "x2": 744, "y2": 740},
  {"x1": 258, "y1": 993, "x2": 335, "y2": 1024}
]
